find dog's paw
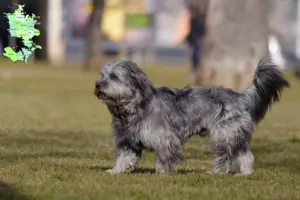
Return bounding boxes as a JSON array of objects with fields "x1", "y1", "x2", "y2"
[
  {"x1": 205, "y1": 170, "x2": 214, "y2": 174},
  {"x1": 233, "y1": 172, "x2": 252, "y2": 176},
  {"x1": 106, "y1": 168, "x2": 126, "y2": 174},
  {"x1": 106, "y1": 168, "x2": 119, "y2": 174},
  {"x1": 205, "y1": 169, "x2": 227, "y2": 175}
]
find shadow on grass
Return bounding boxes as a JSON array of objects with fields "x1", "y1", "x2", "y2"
[
  {"x1": 135, "y1": 168, "x2": 205, "y2": 174},
  {"x1": 2, "y1": 130, "x2": 300, "y2": 175},
  {"x1": 93, "y1": 166, "x2": 204, "y2": 174},
  {"x1": 0, "y1": 150, "x2": 112, "y2": 162},
  {"x1": 0, "y1": 181, "x2": 31, "y2": 200}
]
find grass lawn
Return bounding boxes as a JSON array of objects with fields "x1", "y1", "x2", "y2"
[{"x1": 0, "y1": 62, "x2": 300, "y2": 200}]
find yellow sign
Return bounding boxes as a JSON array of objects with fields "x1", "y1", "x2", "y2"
[
  {"x1": 105, "y1": 0, "x2": 122, "y2": 7},
  {"x1": 85, "y1": 1, "x2": 125, "y2": 42},
  {"x1": 102, "y1": 7, "x2": 125, "y2": 41}
]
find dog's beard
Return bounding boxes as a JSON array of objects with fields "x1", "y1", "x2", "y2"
[
  {"x1": 94, "y1": 85, "x2": 134, "y2": 106},
  {"x1": 94, "y1": 88, "x2": 108, "y2": 100},
  {"x1": 94, "y1": 89, "x2": 118, "y2": 106}
]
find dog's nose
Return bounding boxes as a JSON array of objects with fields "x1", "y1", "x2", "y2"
[{"x1": 95, "y1": 80, "x2": 101, "y2": 88}]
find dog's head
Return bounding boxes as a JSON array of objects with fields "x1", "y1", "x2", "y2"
[{"x1": 94, "y1": 61, "x2": 154, "y2": 106}]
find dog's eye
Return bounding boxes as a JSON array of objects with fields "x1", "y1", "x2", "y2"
[{"x1": 110, "y1": 73, "x2": 119, "y2": 81}]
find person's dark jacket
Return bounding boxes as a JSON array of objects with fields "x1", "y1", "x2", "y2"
[{"x1": 186, "y1": 13, "x2": 205, "y2": 46}]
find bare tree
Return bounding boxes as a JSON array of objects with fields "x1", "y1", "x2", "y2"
[
  {"x1": 195, "y1": 0, "x2": 269, "y2": 89},
  {"x1": 84, "y1": 0, "x2": 105, "y2": 70}
]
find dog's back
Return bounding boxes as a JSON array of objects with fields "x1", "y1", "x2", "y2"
[
  {"x1": 153, "y1": 58, "x2": 289, "y2": 141},
  {"x1": 157, "y1": 58, "x2": 290, "y2": 126}
]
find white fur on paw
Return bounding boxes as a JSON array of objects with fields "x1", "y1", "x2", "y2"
[
  {"x1": 155, "y1": 169, "x2": 165, "y2": 174},
  {"x1": 205, "y1": 170, "x2": 213, "y2": 174},
  {"x1": 234, "y1": 172, "x2": 252, "y2": 176},
  {"x1": 106, "y1": 168, "x2": 125, "y2": 174},
  {"x1": 106, "y1": 169, "x2": 117, "y2": 174},
  {"x1": 205, "y1": 170, "x2": 226, "y2": 175}
]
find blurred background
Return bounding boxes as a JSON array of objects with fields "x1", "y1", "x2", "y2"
[{"x1": 1, "y1": 0, "x2": 300, "y2": 87}]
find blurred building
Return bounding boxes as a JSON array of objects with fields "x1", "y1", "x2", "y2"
[
  {"x1": 0, "y1": 0, "x2": 189, "y2": 65},
  {"x1": 61, "y1": 0, "x2": 189, "y2": 65},
  {"x1": 267, "y1": 0, "x2": 300, "y2": 65},
  {"x1": 2, "y1": 0, "x2": 300, "y2": 67}
]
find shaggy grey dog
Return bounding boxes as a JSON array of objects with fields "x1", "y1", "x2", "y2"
[{"x1": 94, "y1": 58, "x2": 289, "y2": 175}]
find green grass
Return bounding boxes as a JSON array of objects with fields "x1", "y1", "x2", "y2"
[{"x1": 0, "y1": 62, "x2": 300, "y2": 200}]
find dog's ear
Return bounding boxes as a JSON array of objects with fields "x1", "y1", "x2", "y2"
[{"x1": 124, "y1": 61, "x2": 154, "y2": 100}]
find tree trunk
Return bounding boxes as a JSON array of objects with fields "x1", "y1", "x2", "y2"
[
  {"x1": 84, "y1": 0, "x2": 105, "y2": 71},
  {"x1": 188, "y1": 0, "x2": 209, "y2": 13},
  {"x1": 195, "y1": 0, "x2": 269, "y2": 89}
]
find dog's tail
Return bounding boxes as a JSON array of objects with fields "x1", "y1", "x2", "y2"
[{"x1": 242, "y1": 57, "x2": 290, "y2": 124}]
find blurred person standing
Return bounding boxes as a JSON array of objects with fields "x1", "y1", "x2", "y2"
[
  {"x1": 174, "y1": 4, "x2": 206, "y2": 81},
  {"x1": 187, "y1": 5, "x2": 206, "y2": 81}
]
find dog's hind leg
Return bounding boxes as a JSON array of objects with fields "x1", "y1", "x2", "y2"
[
  {"x1": 231, "y1": 121, "x2": 254, "y2": 176},
  {"x1": 208, "y1": 114, "x2": 253, "y2": 175},
  {"x1": 155, "y1": 156, "x2": 177, "y2": 173},
  {"x1": 207, "y1": 146, "x2": 232, "y2": 175},
  {"x1": 233, "y1": 150, "x2": 254, "y2": 176}
]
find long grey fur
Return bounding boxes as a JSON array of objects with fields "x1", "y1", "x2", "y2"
[{"x1": 94, "y1": 57, "x2": 290, "y2": 175}]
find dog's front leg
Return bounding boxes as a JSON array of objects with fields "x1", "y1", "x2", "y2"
[
  {"x1": 154, "y1": 136, "x2": 182, "y2": 174},
  {"x1": 107, "y1": 119, "x2": 142, "y2": 174},
  {"x1": 107, "y1": 145, "x2": 142, "y2": 174}
]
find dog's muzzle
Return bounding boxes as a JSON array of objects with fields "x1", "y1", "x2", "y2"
[{"x1": 95, "y1": 80, "x2": 107, "y2": 100}]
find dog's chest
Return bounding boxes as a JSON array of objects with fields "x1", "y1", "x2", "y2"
[
  {"x1": 113, "y1": 116, "x2": 144, "y2": 145},
  {"x1": 124, "y1": 116, "x2": 155, "y2": 149},
  {"x1": 113, "y1": 111, "x2": 162, "y2": 150}
]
